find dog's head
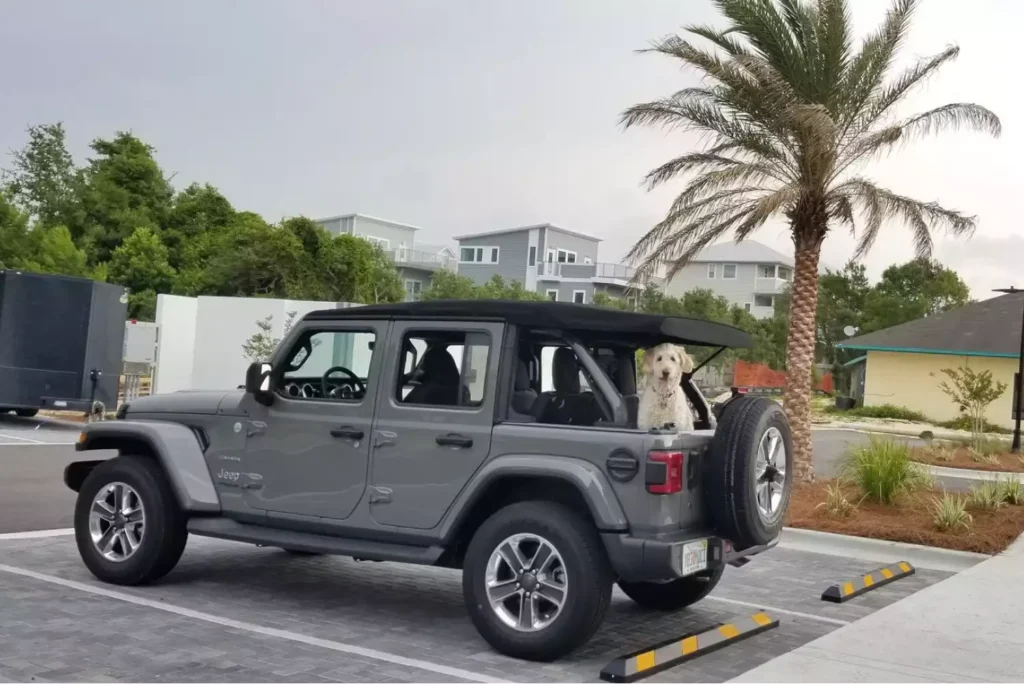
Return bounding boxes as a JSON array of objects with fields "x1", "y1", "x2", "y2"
[{"x1": 643, "y1": 343, "x2": 695, "y2": 393}]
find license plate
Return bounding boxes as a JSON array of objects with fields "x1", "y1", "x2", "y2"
[{"x1": 681, "y1": 539, "x2": 708, "y2": 576}]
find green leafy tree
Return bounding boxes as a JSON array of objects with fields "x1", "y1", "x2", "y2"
[
  {"x1": 242, "y1": 311, "x2": 299, "y2": 363},
  {"x1": 108, "y1": 227, "x2": 176, "y2": 320},
  {"x1": 0, "y1": 191, "x2": 32, "y2": 269},
  {"x1": 862, "y1": 257, "x2": 971, "y2": 332},
  {"x1": 621, "y1": 0, "x2": 999, "y2": 481},
  {"x1": 818, "y1": 260, "x2": 870, "y2": 390},
  {"x1": 164, "y1": 183, "x2": 236, "y2": 270},
  {"x1": 18, "y1": 225, "x2": 98, "y2": 279},
  {"x1": 2, "y1": 122, "x2": 78, "y2": 227},
  {"x1": 477, "y1": 275, "x2": 547, "y2": 301},
  {"x1": 74, "y1": 132, "x2": 174, "y2": 263},
  {"x1": 200, "y1": 212, "x2": 305, "y2": 297},
  {"x1": 938, "y1": 366, "x2": 1007, "y2": 447},
  {"x1": 422, "y1": 270, "x2": 481, "y2": 300},
  {"x1": 365, "y1": 247, "x2": 405, "y2": 303}
]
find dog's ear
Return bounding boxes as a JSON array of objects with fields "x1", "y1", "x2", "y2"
[{"x1": 676, "y1": 345, "x2": 695, "y2": 374}]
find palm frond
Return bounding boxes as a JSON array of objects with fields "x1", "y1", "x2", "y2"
[{"x1": 856, "y1": 45, "x2": 961, "y2": 131}]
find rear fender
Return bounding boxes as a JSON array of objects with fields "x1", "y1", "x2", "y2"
[{"x1": 71, "y1": 420, "x2": 220, "y2": 513}]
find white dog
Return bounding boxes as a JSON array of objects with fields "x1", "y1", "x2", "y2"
[{"x1": 637, "y1": 343, "x2": 695, "y2": 432}]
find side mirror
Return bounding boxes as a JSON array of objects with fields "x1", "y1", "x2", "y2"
[{"x1": 245, "y1": 362, "x2": 274, "y2": 406}]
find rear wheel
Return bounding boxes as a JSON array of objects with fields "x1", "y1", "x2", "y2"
[
  {"x1": 617, "y1": 567, "x2": 724, "y2": 610},
  {"x1": 74, "y1": 454, "x2": 188, "y2": 585},
  {"x1": 462, "y1": 501, "x2": 612, "y2": 661},
  {"x1": 704, "y1": 397, "x2": 793, "y2": 548}
]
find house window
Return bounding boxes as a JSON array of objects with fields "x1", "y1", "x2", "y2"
[
  {"x1": 459, "y1": 246, "x2": 499, "y2": 264},
  {"x1": 584, "y1": 257, "x2": 593, "y2": 265},
  {"x1": 778, "y1": 267, "x2": 792, "y2": 281},
  {"x1": 546, "y1": 249, "x2": 555, "y2": 263},
  {"x1": 556, "y1": 249, "x2": 577, "y2": 264},
  {"x1": 707, "y1": 264, "x2": 716, "y2": 279},
  {"x1": 744, "y1": 302, "x2": 751, "y2": 312},
  {"x1": 759, "y1": 264, "x2": 777, "y2": 278},
  {"x1": 404, "y1": 280, "x2": 422, "y2": 301},
  {"x1": 546, "y1": 289, "x2": 558, "y2": 301},
  {"x1": 754, "y1": 294, "x2": 774, "y2": 308},
  {"x1": 723, "y1": 264, "x2": 737, "y2": 279},
  {"x1": 529, "y1": 246, "x2": 537, "y2": 266},
  {"x1": 364, "y1": 235, "x2": 389, "y2": 249},
  {"x1": 572, "y1": 290, "x2": 586, "y2": 304}
]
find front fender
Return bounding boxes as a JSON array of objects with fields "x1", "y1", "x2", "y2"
[
  {"x1": 74, "y1": 420, "x2": 220, "y2": 513},
  {"x1": 440, "y1": 454, "x2": 629, "y2": 541}
]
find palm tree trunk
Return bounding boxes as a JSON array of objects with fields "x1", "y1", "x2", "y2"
[{"x1": 783, "y1": 235, "x2": 822, "y2": 483}]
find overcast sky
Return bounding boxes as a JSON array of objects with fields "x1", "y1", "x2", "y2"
[{"x1": 1, "y1": 0, "x2": 1018, "y2": 298}]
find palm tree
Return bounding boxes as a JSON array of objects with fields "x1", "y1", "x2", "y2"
[{"x1": 621, "y1": 0, "x2": 999, "y2": 482}]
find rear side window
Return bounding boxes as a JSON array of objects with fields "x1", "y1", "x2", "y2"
[{"x1": 396, "y1": 330, "x2": 491, "y2": 408}]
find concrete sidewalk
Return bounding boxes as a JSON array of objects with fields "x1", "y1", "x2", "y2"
[{"x1": 731, "y1": 533, "x2": 1024, "y2": 682}]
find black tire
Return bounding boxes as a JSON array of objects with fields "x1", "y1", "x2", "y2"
[
  {"x1": 462, "y1": 501, "x2": 613, "y2": 662},
  {"x1": 704, "y1": 396, "x2": 793, "y2": 548},
  {"x1": 282, "y1": 549, "x2": 322, "y2": 556},
  {"x1": 14, "y1": 408, "x2": 39, "y2": 418},
  {"x1": 74, "y1": 454, "x2": 188, "y2": 585},
  {"x1": 617, "y1": 567, "x2": 725, "y2": 610}
]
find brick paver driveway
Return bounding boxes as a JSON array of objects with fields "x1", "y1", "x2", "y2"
[{"x1": 0, "y1": 532, "x2": 951, "y2": 683}]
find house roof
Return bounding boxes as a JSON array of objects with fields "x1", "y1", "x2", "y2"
[
  {"x1": 837, "y1": 293, "x2": 1024, "y2": 358},
  {"x1": 690, "y1": 240, "x2": 794, "y2": 266},
  {"x1": 305, "y1": 300, "x2": 752, "y2": 348},
  {"x1": 313, "y1": 213, "x2": 421, "y2": 231},
  {"x1": 453, "y1": 223, "x2": 602, "y2": 243}
]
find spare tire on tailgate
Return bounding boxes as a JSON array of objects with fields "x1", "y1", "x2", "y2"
[{"x1": 704, "y1": 396, "x2": 793, "y2": 548}]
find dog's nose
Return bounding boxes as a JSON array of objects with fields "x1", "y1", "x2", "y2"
[{"x1": 661, "y1": 369, "x2": 670, "y2": 378}]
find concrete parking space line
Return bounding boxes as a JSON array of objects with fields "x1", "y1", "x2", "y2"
[
  {"x1": 0, "y1": 563, "x2": 510, "y2": 684},
  {"x1": 705, "y1": 595, "x2": 851, "y2": 627},
  {"x1": 0, "y1": 432, "x2": 44, "y2": 444},
  {"x1": 0, "y1": 528, "x2": 74, "y2": 540}
]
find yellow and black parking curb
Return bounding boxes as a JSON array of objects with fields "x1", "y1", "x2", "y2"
[
  {"x1": 598, "y1": 611, "x2": 779, "y2": 682},
  {"x1": 821, "y1": 561, "x2": 915, "y2": 603}
]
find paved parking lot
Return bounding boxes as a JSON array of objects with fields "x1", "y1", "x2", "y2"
[
  {"x1": 0, "y1": 532, "x2": 951, "y2": 683},
  {"x1": 0, "y1": 413, "x2": 81, "y2": 446}
]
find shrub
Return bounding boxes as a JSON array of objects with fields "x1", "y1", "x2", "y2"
[
  {"x1": 936, "y1": 415, "x2": 1012, "y2": 435},
  {"x1": 938, "y1": 366, "x2": 1007, "y2": 449},
  {"x1": 842, "y1": 438, "x2": 929, "y2": 504},
  {"x1": 997, "y1": 478, "x2": 1024, "y2": 506},
  {"x1": 968, "y1": 482, "x2": 1006, "y2": 511},
  {"x1": 926, "y1": 444, "x2": 957, "y2": 462},
  {"x1": 931, "y1": 493, "x2": 972, "y2": 532},
  {"x1": 824, "y1": 404, "x2": 927, "y2": 422},
  {"x1": 815, "y1": 482, "x2": 856, "y2": 517}
]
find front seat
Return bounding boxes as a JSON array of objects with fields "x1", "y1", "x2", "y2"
[
  {"x1": 508, "y1": 359, "x2": 538, "y2": 421},
  {"x1": 403, "y1": 347, "x2": 461, "y2": 406},
  {"x1": 533, "y1": 347, "x2": 583, "y2": 424}
]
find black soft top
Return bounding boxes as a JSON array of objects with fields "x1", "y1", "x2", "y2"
[{"x1": 305, "y1": 300, "x2": 751, "y2": 349}]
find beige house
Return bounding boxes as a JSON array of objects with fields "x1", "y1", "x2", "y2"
[{"x1": 837, "y1": 293, "x2": 1024, "y2": 430}]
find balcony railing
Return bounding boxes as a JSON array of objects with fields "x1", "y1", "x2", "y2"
[
  {"x1": 388, "y1": 247, "x2": 456, "y2": 271},
  {"x1": 754, "y1": 276, "x2": 790, "y2": 294}
]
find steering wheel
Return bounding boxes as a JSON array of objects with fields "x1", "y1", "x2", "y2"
[{"x1": 321, "y1": 366, "x2": 366, "y2": 399}]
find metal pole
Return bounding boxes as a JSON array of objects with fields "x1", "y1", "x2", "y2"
[{"x1": 1014, "y1": 296, "x2": 1024, "y2": 453}]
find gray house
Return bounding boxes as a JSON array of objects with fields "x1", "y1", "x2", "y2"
[
  {"x1": 314, "y1": 213, "x2": 456, "y2": 301},
  {"x1": 453, "y1": 224, "x2": 646, "y2": 304},
  {"x1": 662, "y1": 240, "x2": 793, "y2": 318}
]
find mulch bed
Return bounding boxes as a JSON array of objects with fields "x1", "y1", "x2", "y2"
[
  {"x1": 910, "y1": 447, "x2": 1024, "y2": 473},
  {"x1": 787, "y1": 480, "x2": 1024, "y2": 555}
]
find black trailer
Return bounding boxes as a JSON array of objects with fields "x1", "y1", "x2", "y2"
[{"x1": 0, "y1": 269, "x2": 127, "y2": 417}]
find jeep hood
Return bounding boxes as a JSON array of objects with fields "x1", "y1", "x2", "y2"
[{"x1": 125, "y1": 389, "x2": 248, "y2": 416}]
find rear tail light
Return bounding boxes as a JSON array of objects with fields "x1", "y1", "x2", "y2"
[{"x1": 646, "y1": 450, "x2": 684, "y2": 494}]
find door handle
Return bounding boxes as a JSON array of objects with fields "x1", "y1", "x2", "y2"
[
  {"x1": 436, "y1": 433, "x2": 473, "y2": 448},
  {"x1": 330, "y1": 426, "x2": 364, "y2": 440}
]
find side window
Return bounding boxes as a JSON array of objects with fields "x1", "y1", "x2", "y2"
[
  {"x1": 278, "y1": 329, "x2": 376, "y2": 402},
  {"x1": 396, "y1": 330, "x2": 491, "y2": 408}
]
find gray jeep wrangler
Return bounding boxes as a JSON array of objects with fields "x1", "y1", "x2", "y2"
[{"x1": 65, "y1": 300, "x2": 792, "y2": 662}]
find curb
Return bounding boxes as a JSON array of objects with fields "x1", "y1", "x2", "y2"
[
  {"x1": 777, "y1": 527, "x2": 989, "y2": 573},
  {"x1": 924, "y1": 464, "x2": 1024, "y2": 484},
  {"x1": 826, "y1": 421, "x2": 1011, "y2": 443}
]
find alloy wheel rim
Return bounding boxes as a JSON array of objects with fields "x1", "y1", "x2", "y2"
[
  {"x1": 485, "y1": 533, "x2": 568, "y2": 632},
  {"x1": 755, "y1": 427, "x2": 787, "y2": 521},
  {"x1": 88, "y1": 482, "x2": 146, "y2": 562}
]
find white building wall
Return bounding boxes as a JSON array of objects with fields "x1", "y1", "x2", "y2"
[{"x1": 153, "y1": 295, "x2": 198, "y2": 395}]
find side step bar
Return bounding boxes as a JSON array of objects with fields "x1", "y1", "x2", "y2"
[{"x1": 187, "y1": 517, "x2": 445, "y2": 565}]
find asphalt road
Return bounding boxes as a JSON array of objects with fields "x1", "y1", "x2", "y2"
[{"x1": 0, "y1": 418, "x2": 950, "y2": 535}]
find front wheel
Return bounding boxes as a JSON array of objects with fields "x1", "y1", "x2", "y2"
[
  {"x1": 14, "y1": 408, "x2": 39, "y2": 418},
  {"x1": 74, "y1": 454, "x2": 188, "y2": 585},
  {"x1": 617, "y1": 567, "x2": 725, "y2": 610},
  {"x1": 462, "y1": 501, "x2": 612, "y2": 662}
]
